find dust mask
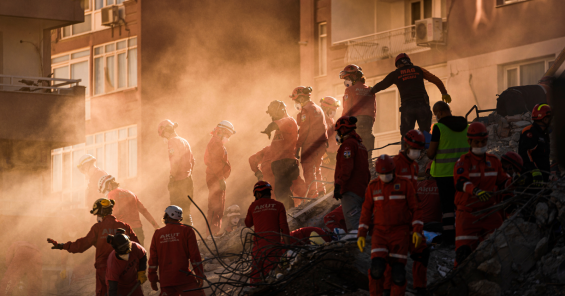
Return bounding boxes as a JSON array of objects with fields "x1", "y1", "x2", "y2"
[
  {"x1": 344, "y1": 80, "x2": 353, "y2": 87},
  {"x1": 119, "y1": 253, "x2": 130, "y2": 261},
  {"x1": 472, "y1": 146, "x2": 488, "y2": 155},
  {"x1": 328, "y1": 110, "x2": 336, "y2": 119},
  {"x1": 379, "y1": 173, "x2": 394, "y2": 183},
  {"x1": 408, "y1": 149, "x2": 421, "y2": 160},
  {"x1": 222, "y1": 136, "x2": 229, "y2": 144},
  {"x1": 335, "y1": 134, "x2": 342, "y2": 144},
  {"x1": 294, "y1": 102, "x2": 302, "y2": 111},
  {"x1": 97, "y1": 216, "x2": 103, "y2": 223}
]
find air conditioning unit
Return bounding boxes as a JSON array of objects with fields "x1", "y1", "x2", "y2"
[
  {"x1": 101, "y1": 5, "x2": 119, "y2": 26},
  {"x1": 415, "y1": 18, "x2": 443, "y2": 46}
]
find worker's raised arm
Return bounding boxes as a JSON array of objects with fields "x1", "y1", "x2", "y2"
[
  {"x1": 369, "y1": 71, "x2": 395, "y2": 95},
  {"x1": 422, "y1": 68, "x2": 447, "y2": 95}
]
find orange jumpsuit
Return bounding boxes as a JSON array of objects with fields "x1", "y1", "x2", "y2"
[{"x1": 204, "y1": 135, "x2": 231, "y2": 235}]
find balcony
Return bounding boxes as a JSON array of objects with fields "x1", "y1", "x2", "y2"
[{"x1": 340, "y1": 25, "x2": 430, "y2": 64}]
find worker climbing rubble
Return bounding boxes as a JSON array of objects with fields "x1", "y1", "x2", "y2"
[
  {"x1": 205, "y1": 120, "x2": 234, "y2": 235},
  {"x1": 357, "y1": 154, "x2": 423, "y2": 296},
  {"x1": 319, "y1": 96, "x2": 341, "y2": 186},
  {"x1": 106, "y1": 229, "x2": 147, "y2": 296},
  {"x1": 290, "y1": 86, "x2": 328, "y2": 199},
  {"x1": 99, "y1": 174, "x2": 160, "y2": 246},
  {"x1": 148, "y1": 205, "x2": 205, "y2": 295},
  {"x1": 48, "y1": 198, "x2": 139, "y2": 296},
  {"x1": 223, "y1": 204, "x2": 244, "y2": 234},
  {"x1": 519, "y1": 104, "x2": 552, "y2": 184},
  {"x1": 323, "y1": 205, "x2": 347, "y2": 236},
  {"x1": 333, "y1": 116, "x2": 370, "y2": 240},
  {"x1": 158, "y1": 119, "x2": 196, "y2": 225},
  {"x1": 289, "y1": 227, "x2": 331, "y2": 246},
  {"x1": 245, "y1": 181, "x2": 290, "y2": 283},
  {"x1": 453, "y1": 122, "x2": 510, "y2": 267},
  {"x1": 0, "y1": 241, "x2": 43, "y2": 296},
  {"x1": 77, "y1": 154, "x2": 108, "y2": 208}
]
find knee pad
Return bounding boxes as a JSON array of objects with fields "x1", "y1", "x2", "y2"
[
  {"x1": 410, "y1": 247, "x2": 430, "y2": 267},
  {"x1": 391, "y1": 263, "x2": 406, "y2": 286},
  {"x1": 456, "y1": 245, "x2": 472, "y2": 265},
  {"x1": 370, "y1": 257, "x2": 387, "y2": 280}
]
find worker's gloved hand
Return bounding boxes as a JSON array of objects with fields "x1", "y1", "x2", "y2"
[
  {"x1": 150, "y1": 280, "x2": 159, "y2": 291},
  {"x1": 532, "y1": 169, "x2": 544, "y2": 187},
  {"x1": 357, "y1": 237, "x2": 366, "y2": 252},
  {"x1": 138, "y1": 271, "x2": 147, "y2": 285},
  {"x1": 60, "y1": 269, "x2": 67, "y2": 280},
  {"x1": 295, "y1": 147, "x2": 301, "y2": 160},
  {"x1": 412, "y1": 232, "x2": 423, "y2": 248},
  {"x1": 261, "y1": 122, "x2": 279, "y2": 139},
  {"x1": 48, "y1": 238, "x2": 65, "y2": 250},
  {"x1": 254, "y1": 170, "x2": 264, "y2": 181},
  {"x1": 197, "y1": 278, "x2": 204, "y2": 288},
  {"x1": 333, "y1": 184, "x2": 342, "y2": 201},
  {"x1": 473, "y1": 188, "x2": 492, "y2": 202},
  {"x1": 442, "y1": 94, "x2": 452, "y2": 103},
  {"x1": 219, "y1": 179, "x2": 227, "y2": 191}
]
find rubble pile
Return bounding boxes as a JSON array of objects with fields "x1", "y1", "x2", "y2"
[{"x1": 484, "y1": 112, "x2": 533, "y2": 158}]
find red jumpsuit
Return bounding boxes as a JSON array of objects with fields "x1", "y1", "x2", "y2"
[
  {"x1": 342, "y1": 81, "x2": 376, "y2": 119},
  {"x1": 244, "y1": 197, "x2": 290, "y2": 283},
  {"x1": 321, "y1": 116, "x2": 338, "y2": 185},
  {"x1": 61, "y1": 215, "x2": 139, "y2": 296},
  {"x1": 417, "y1": 179, "x2": 442, "y2": 223},
  {"x1": 0, "y1": 241, "x2": 42, "y2": 296},
  {"x1": 204, "y1": 135, "x2": 231, "y2": 235},
  {"x1": 358, "y1": 177, "x2": 423, "y2": 296},
  {"x1": 323, "y1": 205, "x2": 347, "y2": 232},
  {"x1": 105, "y1": 242, "x2": 146, "y2": 296},
  {"x1": 109, "y1": 187, "x2": 160, "y2": 244},
  {"x1": 296, "y1": 101, "x2": 328, "y2": 198},
  {"x1": 87, "y1": 166, "x2": 108, "y2": 207},
  {"x1": 148, "y1": 222, "x2": 205, "y2": 296},
  {"x1": 289, "y1": 227, "x2": 330, "y2": 246},
  {"x1": 334, "y1": 131, "x2": 370, "y2": 199},
  {"x1": 453, "y1": 152, "x2": 510, "y2": 266}
]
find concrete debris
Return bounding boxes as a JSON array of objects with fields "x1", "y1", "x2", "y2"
[
  {"x1": 535, "y1": 202, "x2": 549, "y2": 226},
  {"x1": 199, "y1": 226, "x2": 253, "y2": 259},
  {"x1": 468, "y1": 280, "x2": 502, "y2": 296},
  {"x1": 534, "y1": 237, "x2": 549, "y2": 260},
  {"x1": 477, "y1": 258, "x2": 501, "y2": 276}
]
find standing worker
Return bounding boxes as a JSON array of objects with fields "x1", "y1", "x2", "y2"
[
  {"x1": 320, "y1": 96, "x2": 341, "y2": 186},
  {"x1": 261, "y1": 100, "x2": 300, "y2": 209},
  {"x1": 426, "y1": 101, "x2": 469, "y2": 247},
  {"x1": 105, "y1": 230, "x2": 147, "y2": 296},
  {"x1": 204, "y1": 120, "x2": 235, "y2": 235},
  {"x1": 245, "y1": 181, "x2": 290, "y2": 283},
  {"x1": 99, "y1": 175, "x2": 160, "y2": 246},
  {"x1": 357, "y1": 154, "x2": 423, "y2": 296},
  {"x1": 0, "y1": 241, "x2": 43, "y2": 296},
  {"x1": 48, "y1": 198, "x2": 139, "y2": 296},
  {"x1": 158, "y1": 120, "x2": 196, "y2": 225},
  {"x1": 77, "y1": 154, "x2": 108, "y2": 208},
  {"x1": 339, "y1": 65, "x2": 376, "y2": 156},
  {"x1": 453, "y1": 122, "x2": 510, "y2": 266},
  {"x1": 290, "y1": 86, "x2": 328, "y2": 198},
  {"x1": 370, "y1": 53, "x2": 451, "y2": 145},
  {"x1": 519, "y1": 104, "x2": 552, "y2": 184},
  {"x1": 148, "y1": 206, "x2": 205, "y2": 295},
  {"x1": 333, "y1": 116, "x2": 370, "y2": 240}
]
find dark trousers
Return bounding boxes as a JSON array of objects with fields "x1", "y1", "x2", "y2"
[
  {"x1": 271, "y1": 158, "x2": 299, "y2": 209},
  {"x1": 356, "y1": 115, "x2": 375, "y2": 158},
  {"x1": 400, "y1": 101, "x2": 432, "y2": 137},
  {"x1": 168, "y1": 176, "x2": 194, "y2": 224},
  {"x1": 435, "y1": 176, "x2": 456, "y2": 235}
]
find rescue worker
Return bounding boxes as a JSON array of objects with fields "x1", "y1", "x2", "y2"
[
  {"x1": 357, "y1": 154, "x2": 423, "y2": 296},
  {"x1": 519, "y1": 104, "x2": 552, "y2": 184},
  {"x1": 223, "y1": 204, "x2": 244, "y2": 234},
  {"x1": 290, "y1": 86, "x2": 328, "y2": 198},
  {"x1": 453, "y1": 122, "x2": 510, "y2": 267},
  {"x1": 245, "y1": 181, "x2": 290, "y2": 283},
  {"x1": 289, "y1": 227, "x2": 331, "y2": 246},
  {"x1": 320, "y1": 96, "x2": 341, "y2": 186},
  {"x1": 501, "y1": 151, "x2": 524, "y2": 182},
  {"x1": 48, "y1": 198, "x2": 139, "y2": 296},
  {"x1": 333, "y1": 116, "x2": 370, "y2": 240},
  {"x1": 370, "y1": 53, "x2": 452, "y2": 144},
  {"x1": 0, "y1": 241, "x2": 43, "y2": 296},
  {"x1": 77, "y1": 154, "x2": 108, "y2": 208},
  {"x1": 204, "y1": 120, "x2": 235, "y2": 235},
  {"x1": 323, "y1": 205, "x2": 347, "y2": 234},
  {"x1": 261, "y1": 100, "x2": 300, "y2": 209},
  {"x1": 339, "y1": 65, "x2": 376, "y2": 155},
  {"x1": 106, "y1": 230, "x2": 147, "y2": 296},
  {"x1": 426, "y1": 101, "x2": 469, "y2": 247},
  {"x1": 99, "y1": 175, "x2": 160, "y2": 246},
  {"x1": 417, "y1": 162, "x2": 442, "y2": 225},
  {"x1": 148, "y1": 205, "x2": 205, "y2": 295},
  {"x1": 158, "y1": 120, "x2": 196, "y2": 224}
]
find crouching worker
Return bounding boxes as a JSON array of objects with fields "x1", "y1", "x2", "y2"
[
  {"x1": 223, "y1": 205, "x2": 244, "y2": 234},
  {"x1": 106, "y1": 230, "x2": 147, "y2": 296},
  {"x1": 148, "y1": 206, "x2": 205, "y2": 296},
  {"x1": 357, "y1": 155, "x2": 423, "y2": 296}
]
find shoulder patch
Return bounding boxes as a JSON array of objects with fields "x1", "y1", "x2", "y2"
[
  {"x1": 486, "y1": 161, "x2": 491, "y2": 167},
  {"x1": 394, "y1": 183, "x2": 400, "y2": 190},
  {"x1": 344, "y1": 94, "x2": 349, "y2": 101},
  {"x1": 301, "y1": 114, "x2": 307, "y2": 122},
  {"x1": 457, "y1": 167, "x2": 464, "y2": 174},
  {"x1": 344, "y1": 150, "x2": 351, "y2": 159}
]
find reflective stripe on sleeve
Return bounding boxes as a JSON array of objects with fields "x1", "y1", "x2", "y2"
[
  {"x1": 325, "y1": 220, "x2": 335, "y2": 225},
  {"x1": 469, "y1": 173, "x2": 481, "y2": 177},
  {"x1": 443, "y1": 225, "x2": 455, "y2": 230},
  {"x1": 442, "y1": 213, "x2": 455, "y2": 218},
  {"x1": 389, "y1": 253, "x2": 408, "y2": 259},
  {"x1": 463, "y1": 182, "x2": 473, "y2": 192},
  {"x1": 398, "y1": 175, "x2": 413, "y2": 179},
  {"x1": 389, "y1": 195, "x2": 406, "y2": 200},
  {"x1": 455, "y1": 236, "x2": 479, "y2": 241},
  {"x1": 149, "y1": 266, "x2": 158, "y2": 269},
  {"x1": 412, "y1": 220, "x2": 424, "y2": 225},
  {"x1": 484, "y1": 172, "x2": 498, "y2": 176},
  {"x1": 371, "y1": 248, "x2": 388, "y2": 254},
  {"x1": 373, "y1": 196, "x2": 384, "y2": 201},
  {"x1": 358, "y1": 224, "x2": 369, "y2": 229}
]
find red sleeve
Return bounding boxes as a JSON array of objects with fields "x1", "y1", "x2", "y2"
[
  {"x1": 454, "y1": 157, "x2": 475, "y2": 194},
  {"x1": 341, "y1": 88, "x2": 350, "y2": 117},
  {"x1": 148, "y1": 230, "x2": 159, "y2": 283},
  {"x1": 244, "y1": 203, "x2": 254, "y2": 228},
  {"x1": 422, "y1": 67, "x2": 447, "y2": 94},
  {"x1": 278, "y1": 204, "x2": 290, "y2": 236},
  {"x1": 137, "y1": 198, "x2": 160, "y2": 229},
  {"x1": 358, "y1": 183, "x2": 374, "y2": 238},
  {"x1": 186, "y1": 228, "x2": 205, "y2": 279},
  {"x1": 296, "y1": 108, "x2": 310, "y2": 150},
  {"x1": 105, "y1": 253, "x2": 120, "y2": 281},
  {"x1": 64, "y1": 225, "x2": 98, "y2": 253},
  {"x1": 334, "y1": 142, "x2": 356, "y2": 187},
  {"x1": 495, "y1": 158, "x2": 511, "y2": 189},
  {"x1": 406, "y1": 181, "x2": 423, "y2": 233},
  {"x1": 249, "y1": 148, "x2": 265, "y2": 173}
]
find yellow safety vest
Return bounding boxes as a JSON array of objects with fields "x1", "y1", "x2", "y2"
[{"x1": 430, "y1": 123, "x2": 469, "y2": 177}]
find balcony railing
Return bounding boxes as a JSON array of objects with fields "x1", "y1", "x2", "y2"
[
  {"x1": 340, "y1": 25, "x2": 430, "y2": 64},
  {"x1": 0, "y1": 74, "x2": 81, "y2": 94}
]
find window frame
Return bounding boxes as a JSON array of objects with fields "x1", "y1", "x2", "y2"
[
  {"x1": 318, "y1": 22, "x2": 328, "y2": 77},
  {"x1": 408, "y1": 0, "x2": 435, "y2": 25},
  {"x1": 503, "y1": 57, "x2": 554, "y2": 89},
  {"x1": 51, "y1": 48, "x2": 91, "y2": 96},
  {"x1": 61, "y1": 0, "x2": 128, "y2": 39},
  {"x1": 93, "y1": 37, "x2": 138, "y2": 96}
]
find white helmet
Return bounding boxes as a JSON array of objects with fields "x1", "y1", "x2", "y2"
[
  {"x1": 226, "y1": 204, "x2": 241, "y2": 217},
  {"x1": 165, "y1": 205, "x2": 183, "y2": 220},
  {"x1": 98, "y1": 175, "x2": 116, "y2": 193},
  {"x1": 77, "y1": 154, "x2": 96, "y2": 168},
  {"x1": 217, "y1": 120, "x2": 236, "y2": 134}
]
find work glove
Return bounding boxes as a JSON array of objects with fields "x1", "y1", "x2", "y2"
[
  {"x1": 48, "y1": 238, "x2": 65, "y2": 250},
  {"x1": 60, "y1": 269, "x2": 67, "y2": 280},
  {"x1": 333, "y1": 184, "x2": 342, "y2": 201},
  {"x1": 357, "y1": 237, "x2": 366, "y2": 252},
  {"x1": 138, "y1": 271, "x2": 147, "y2": 285},
  {"x1": 261, "y1": 122, "x2": 279, "y2": 139},
  {"x1": 412, "y1": 232, "x2": 423, "y2": 249},
  {"x1": 219, "y1": 179, "x2": 227, "y2": 191},
  {"x1": 197, "y1": 278, "x2": 204, "y2": 288},
  {"x1": 532, "y1": 169, "x2": 544, "y2": 187},
  {"x1": 295, "y1": 147, "x2": 301, "y2": 160},
  {"x1": 150, "y1": 280, "x2": 159, "y2": 291},
  {"x1": 473, "y1": 188, "x2": 492, "y2": 202},
  {"x1": 441, "y1": 94, "x2": 452, "y2": 103},
  {"x1": 254, "y1": 170, "x2": 264, "y2": 181}
]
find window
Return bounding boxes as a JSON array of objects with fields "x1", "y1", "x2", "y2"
[
  {"x1": 374, "y1": 90, "x2": 400, "y2": 134},
  {"x1": 62, "y1": 0, "x2": 127, "y2": 38},
  {"x1": 51, "y1": 125, "x2": 138, "y2": 207},
  {"x1": 504, "y1": 58, "x2": 554, "y2": 89},
  {"x1": 318, "y1": 23, "x2": 327, "y2": 76},
  {"x1": 94, "y1": 37, "x2": 138, "y2": 95},
  {"x1": 52, "y1": 49, "x2": 91, "y2": 119},
  {"x1": 410, "y1": 0, "x2": 433, "y2": 25}
]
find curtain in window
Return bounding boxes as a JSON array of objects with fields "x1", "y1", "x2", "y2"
[{"x1": 520, "y1": 61, "x2": 545, "y2": 86}]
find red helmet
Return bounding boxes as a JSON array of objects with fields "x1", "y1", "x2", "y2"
[
  {"x1": 404, "y1": 130, "x2": 425, "y2": 149},
  {"x1": 339, "y1": 64, "x2": 363, "y2": 80},
  {"x1": 395, "y1": 53, "x2": 411, "y2": 67},
  {"x1": 501, "y1": 151, "x2": 524, "y2": 172},
  {"x1": 320, "y1": 96, "x2": 341, "y2": 110},
  {"x1": 467, "y1": 122, "x2": 488, "y2": 139},
  {"x1": 253, "y1": 181, "x2": 272, "y2": 195},
  {"x1": 375, "y1": 154, "x2": 395, "y2": 174},
  {"x1": 335, "y1": 116, "x2": 357, "y2": 130},
  {"x1": 289, "y1": 86, "x2": 313, "y2": 101},
  {"x1": 531, "y1": 104, "x2": 552, "y2": 121},
  {"x1": 157, "y1": 119, "x2": 177, "y2": 137}
]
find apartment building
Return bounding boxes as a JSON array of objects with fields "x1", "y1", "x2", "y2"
[{"x1": 300, "y1": 0, "x2": 565, "y2": 156}]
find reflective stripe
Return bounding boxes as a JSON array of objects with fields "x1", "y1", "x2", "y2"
[
  {"x1": 469, "y1": 172, "x2": 498, "y2": 177},
  {"x1": 371, "y1": 248, "x2": 388, "y2": 253},
  {"x1": 149, "y1": 266, "x2": 158, "y2": 269},
  {"x1": 463, "y1": 182, "x2": 473, "y2": 192},
  {"x1": 325, "y1": 220, "x2": 335, "y2": 225},
  {"x1": 412, "y1": 220, "x2": 424, "y2": 225},
  {"x1": 373, "y1": 196, "x2": 384, "y2": 201},
  {"x1": 434, "y1": 157, "x2": 462, "y2": 164},
  {"x1": 455, "y1": 236, "x2": 479, "y2": 241},
  {"x1": 437, "y1": 148, "x2": 470, "y2": 154},
  {"x1": 443, "y1": 225, "x2": 455, "y2": 230},
  {"x1": 390, "y1": 195, "x2": 405, "y2": 200},
  {"x1": 398, "y1": 175, "x2": 413, "y2": 179},
  {"x1": 358, "y1": 224, "x2": 369, "y2": 229},
  {"x1": 468, "y1": 173, "x2": 481, "y2": 177},
  {"x1": 484, "y1": 172, "x2": 498, "y2": 176},
  {"x1": 442, "y1": 213, "x2": 455, "y2": 218},
  {"x1": 389, "y1": 253, "x2": 408, "y2": 259}
]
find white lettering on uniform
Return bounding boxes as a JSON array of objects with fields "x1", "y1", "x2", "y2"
[
  {"x1": 253, "y1": 204, "x2": 277, "y2": 213},
  {"x1": 159, "y1": 232, "x2": 181, "y2": 243}
]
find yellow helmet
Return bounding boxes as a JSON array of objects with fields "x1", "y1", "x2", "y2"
[
  {"x1": 309, "y1": 231, "x2": 326, "y2": 245},
  {"x1": 90, "y1": 198, "x2": 115, "y2": 215}
]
